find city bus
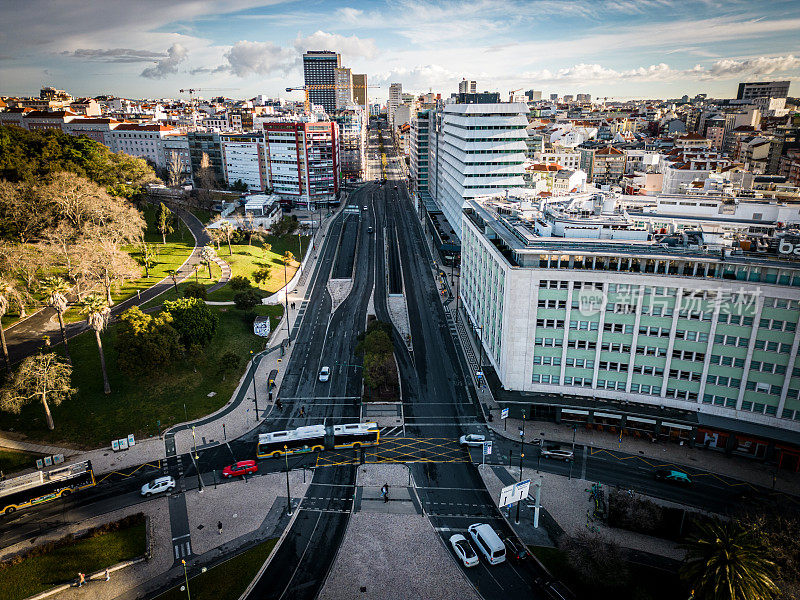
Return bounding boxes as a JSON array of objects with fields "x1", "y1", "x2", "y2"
[
  {"x1": 257, "y1": 423, "x2": 380, "y2": 458},
  {"x1": 0, "y1": 460, "x2": 96, "y2": 515}
]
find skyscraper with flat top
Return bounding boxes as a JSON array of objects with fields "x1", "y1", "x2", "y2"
[
  {"x1": 458, "y1": 79, "x2": 477, "y2": 94},
  {"x1": 737, "y1": 81, "x2": 790, "y2": 100},
  {"x1": 352, "y1": 74, "x2": 368, "y2": 111},
  {"x1": 303, "y1": 50, "x2": 341, "y2": 113}
]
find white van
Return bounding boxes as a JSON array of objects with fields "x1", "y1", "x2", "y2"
[{"x1": 467, "y1": 523, "x2": 506, "y2": 565}]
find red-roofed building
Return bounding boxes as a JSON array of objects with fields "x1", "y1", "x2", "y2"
[
  {"x1": 22, "y1": 110, "x2": 77, "y2": 130},
  {"x1": 62, "y1": 117, "x2": 124, "y2": 146},
  {"x1": 107, "y1": 123, "x2": 178, "y2": 168},
  {"x1": 579, "y1": 145, "x2": 625, "y2": 186},
  {"x1": 0, "y1": 107, "x2": 34, "y2": 127}
]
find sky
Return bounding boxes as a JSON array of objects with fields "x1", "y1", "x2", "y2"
[{"x1": 1, "y1": 0, "x2": 799, "y2": 103}]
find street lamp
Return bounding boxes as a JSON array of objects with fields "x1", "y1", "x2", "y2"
[
  {"x1": 569, "y1": 425, "x2": 577, "y2": 481},
  {"x1": 181, "y1": 559, "x2": 191, "y2": 600},
  {"x1": 250, "y1": 350, "x2": 259, "y2": 419},
  {"x1": 284, "y1": 445, "x2": 292, "y2": 515},
  {"x1": 283, "y1": 258, "x2": 291, "y2": 345},
  {"x1": 516, "y1": 444, "x2": 524, "y2": 525}
]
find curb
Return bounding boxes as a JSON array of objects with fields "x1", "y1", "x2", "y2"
[{"x1": 22, "y1": 556, "x2": 147, "y2": 600}]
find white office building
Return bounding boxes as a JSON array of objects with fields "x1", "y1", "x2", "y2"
[
  {"x1": 427, "y1": 100, "x2": 529, "y2": 239},
  {"x1": 221, "y1": 134, "x2": 268, "y2": 191},
  {"x1": 388, "y1": 83, "x2": 402, "y2": 128}
]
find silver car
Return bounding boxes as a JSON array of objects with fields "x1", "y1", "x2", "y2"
[
  {"x1": 540, "y1": 448, "x2": 574, "y2": 461},
  {"x1": 141, "y1": 476, "x2": 176, "y2": 497},
  {"x1": 459, "y1": 434, "x2": 486, "y2": 447},
  {"x1": 449, "y1": 534, "x2": 479, "y2": 567}
]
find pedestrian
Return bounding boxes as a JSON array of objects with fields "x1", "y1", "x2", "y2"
[
  {"x1": 276, "y1": 398, "x2": 283, "y2": 410},
  {"x1": 382, "y1": 483, "x2": 389, "y2": 503},
  {"x1": 104, "y1": 568, "x2": 110, "y2": 581},
  {"x1": 217, "y1": 520, "x2": 223, "y2": 535},
  {"x1": 299, "y1": 406, "x2": 305, "y2": 417},
  {"x1": 77, "y1": 572, "x2": 85, "y2": 587}
]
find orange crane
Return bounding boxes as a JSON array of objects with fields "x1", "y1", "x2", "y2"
[
  {"x1": 285, "y1": 83, "x2": 380, "y2": 114},
  {"x1": 508, "y1": 88, "x2": 523, "y2": 102}
]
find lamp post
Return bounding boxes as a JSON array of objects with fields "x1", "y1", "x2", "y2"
[
  {"x1": 516, "y1": 444, "x2": 524, "y2": 525},
  {"x1": 569, "y1": 425, "x2": 577, "y2": 480},
  {"x1": 250, "y1": 350, "x2": 259, "y2": 419},
  {"x1": 181, "y1": 559, "x2": 191, "y2": 600},
  {"x1": 284, "y1": 445, "x2": 292, "y2": 515},
  {"x1": 283, "y1": 258, "x2": 291, "y2": 345},
  {"x1": 192, "y1": 426, "x2": 202, "y2": 492},
  {"x1": 297, "y1": 232, "x2": 303, "y2": 276}
]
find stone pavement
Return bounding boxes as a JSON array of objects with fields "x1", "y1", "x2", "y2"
[{"x1": 318, "y1": 464, "x2": 481, "y2": 600}]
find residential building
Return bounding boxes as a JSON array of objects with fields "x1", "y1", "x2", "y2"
[
  {"x1": 550, "y1": 94, "x2": 559, "y2": 102},
  {"x1": 187, "y1": 131, "x2": 225, "y2": 187},
  {"x1": 525, "y1": 90, "x2": 542, "y2": 101},
  {"x1": 61, "y1": 117, "x2": 121, "y2": 146},
  {"x1": 335, "y1": 67, "x2": 353, "y2": 110},
  {"x1": 580, "y1": 146, "x2": 625, "y2": 186},
  {"x1": 660, "y1": 147, "x2": 732, "y2": 194},
  {"x1": 335, "y1": 109, "x2": 367, "y2": 179},
  {"x1": 576, "y1": 94, "x2": 591, "y2": 103},
  {"x1": 427, "y1": 98, "x2": 529, "y2": 239},
  {"x1": 388, "y1": 83, "x2": 402, "y2": 128},
  {"x1": 221, "y1": 133, "x2": 268, "y2": 191},
  {"x1": 410, "y1": 109, "x2": 431, "y2": 192},
  {"x1": 459, "y1": 194, "x2": 800, "y2": 469},
  {"x1": 263, "y1": 121, "x2": 339, "y2": 208},
  {"x1": 303, "y1": 50, "x2": 341, "y2": 114},
  {"x1": 163, "y1": 134, "x2": 192, "y2": 185},
  {"x1": 22, "y1": 110, "x2": 76, "y2": 130},
  {"x1": 107, "y1": 123, "x2": 176, "y2": 169},
  {"x1": 458, "y1": 79, "x2": 477, "y2": 95},
  {"x1": 737, "y1": 81, "x2": 790, "y2": 101},
  {"x1": 533, "y1": 151, "x2": 581, "y2": 171}
]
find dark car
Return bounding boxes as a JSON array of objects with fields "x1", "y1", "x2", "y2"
[
  {"x1": 654, "y1": 469, "x2": 692, "y2": 486},
  {"x1": 503, "y1": 536, "x2": 529, "y2": 563},
  {"x1": 394, "y1": 185, "x2": 398, "y2": 190}
]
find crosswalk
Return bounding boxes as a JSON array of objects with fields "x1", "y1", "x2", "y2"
[
  {"x1": 172, "y1": 534, "x2": 192, "y2": 560},
  {"x1": 380, "y1": 426, "x2": 403, "y2": 437}
]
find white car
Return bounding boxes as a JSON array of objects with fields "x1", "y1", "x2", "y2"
[
  {"x1": 459, "y1": 434, "x2": 486, "y2": 447},
  {"x1": 141, "y1": 476, "x2": 176, "y2": 497},
  {"x1": 541, "y1": 448, "x2": 574, "y2": 461},
  {"x1": 449, "y1": 534, "x2": 479, "y2": 567},
  {"x1": 319, "y1": 366, "x2": 330, "y2": 382}
]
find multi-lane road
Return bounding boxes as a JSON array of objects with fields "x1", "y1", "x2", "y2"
[{"x1": 2, "y1": 120, "x2": 797, "y2": 600}]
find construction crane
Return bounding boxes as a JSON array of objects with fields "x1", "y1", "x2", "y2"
[
  {"x1": 509, "y1": 88, "x2": 523, "y2": 102},
  {"x1": 179, "y1": 88, "x2": 239, "y2": 131},
  {"x1": 285, "y1": 83, "x2": 380, "y2": 114}
]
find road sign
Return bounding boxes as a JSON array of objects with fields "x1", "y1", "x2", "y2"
[
  {"x1": 483, "y1": 441, "x2": 492, "y2": 456},
  {"x1": 501, "y1": 408, "x2": 509, "y2": 420},
  {"x1": 499, "y1": 479, "x2": 531, "y2": 508}
]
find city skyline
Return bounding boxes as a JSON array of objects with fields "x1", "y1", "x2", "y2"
[{"x1": 1, "y1": 0, "x2": 799, "y2": 102}]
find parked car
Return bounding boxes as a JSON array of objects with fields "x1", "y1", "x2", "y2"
[
  {"x1": 141, "y1": 476, "x2": 176, "y2": 497},
  {"x1": 319, "y1": 366, "x2": 331, "y2": 382},
  {"x1": 459, "y1": 434, "x2": 486, "y2": 447},
  {"x1": 540, "y1": 447, "x2": 574, "y2": 461},
  {"x1": 654, "y1": 469, "x2": 692, "y2": 486},
  {"x1": 222, "y1": 460, "x2": 258, "y2": 478},
  {"x1": 503, "y1": 536, "x2": 529, "y2": 563},
  {"x1": 449, "y1": 534, "x2": 479, "y2": 567}
]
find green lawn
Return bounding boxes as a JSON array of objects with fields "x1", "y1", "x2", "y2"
[
  {"x1": 0, "y1": 304, "x2": 284, "y2": 448},
  {"x1": 206, "y1": 235, "x2": 309, "y2": 302},
  {"x1": 531, "y1": 546, "x2": 686, "y2": 600},
  {"x1": 190, "y1": 208, "x2": 214, "y2": 226},
  {"x1": 0, "y1": 518, "x2": 146, "y2": 600},
  {"x1": 0, "y1": 449, "x2": 41, "y2": 476},
  {"x1": 138, "y1": 259, "x2": 224, "y2": 310},
  {"x1": 62, "y1": 205, "x2": 196, "y2": 323},
  {"x1": 153, "y1": 538, "x2": 277, "y2": 600}
]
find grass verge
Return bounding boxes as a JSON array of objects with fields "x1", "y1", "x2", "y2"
[
  {"x1": 206, "y1": 235, "x2": 308, "y2": 302},
  {"x1": 0, "y1": 449, "x2": 42, "y2": 476},
  {"x1": 0, "y1": 304, "x2": 284, "y2": 448},
  {"x1": 153, "y1": 538, "x2": 277, "y2": 600},
  {"x1": 0, "y1": 514, "x2": 146, "y2": 600},
  {"x1": 531, "y1": 546, "x2": 685, "y2": 600}
]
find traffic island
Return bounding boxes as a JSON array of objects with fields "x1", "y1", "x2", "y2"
[{"x1": 356, "y1": 320, "x2": 399, "y2": 403}]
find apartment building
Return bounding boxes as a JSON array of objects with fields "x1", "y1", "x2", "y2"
[
  {"x1": 221, "y1": 133, "x2": 268, "y2": 191},
  {"x1": 108, "y1": 123, "x2": 177, "y2": 169},
  {"x1": 458, "y1": 79, "x2": 477, "y2": 94},
  {"x1": 303, "y1": 50, "x2": 340, "y2": 114},
  {"x1": 579, "y1": 146, "x2": 625, "y2": 186},
  {"x1": 410, "y1": 109, "x2": 431, "y2": 192},
  {"x1": 737, "y1": 81, "x2": 790, "y2": 101},
  {"x1": 263, "y1": 121, "x2": 339, "y2": 208},
  {"x1": 388, "y1": 83, "x2": 402, "y2": 128},
  {"x1": 335, "y1": 67, "x2": 353, "y2": 110},
  {"x1": 459, "y1": 194, "x2": 800, "y2": 469},
  {"x1": 352, "y1": 74, "x2": 368, "y2": 112},
  {"x1": 335, "y1": 109, "x2": 367, "y2": 179}
]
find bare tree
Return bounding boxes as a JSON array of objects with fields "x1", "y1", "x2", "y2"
[
  {"x1": 166, "y1": 151, "x2": 187, "y2": 187},
  {"x1": 196, "y1": 152, "x2": 217, "y2": 190},
  {"x1": 0, "y1": 353, "x2": 74, "y2": 430},
  {"x1": 200, "y1": 245, "x2": 217, "y2": 280},
  {"x1": 219, "y1": 221, "x2": 235, "y2": 256},
  {"x1": 40, "y1": 277, "x2": 72, "y2": 363},
  {"x1": 82, "y1": 294, "x2": 111, "y2": 394}
]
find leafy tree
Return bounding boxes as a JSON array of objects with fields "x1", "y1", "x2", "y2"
[
  {"x1": 1, "y1": 353, "x2": 74, "y2": 430},
  {"x1": 559, "y1": 532, "x2": 629, "y2": 590},
  {"x1": 156, "y1": 202, "x2": 174, "y2": 244},
  {"x1": 82, "y1": 294, "x2": 112, "y2": 394},
  {"x1": 200, "y1": 244, "x2": 217, "y2": 279},
  {"x1": 229, "y1": 275, "x2": 251, "y2": 290},
  {"x1": 271, "y1": 216, "x2": 299, "y2": 237},
  {"x1": 116, "y1": 307, "x2": 181, "y2": 376},
  {"x1": 162, "y1": 297, "x2": 219, "y2": 348},
  {"x1": 183, "y1": 282, "x2": 207, "y2": 300},
  {"x1": 253, "y1": 267, "x2": 272, "y2": 284},
  {"x1": 233, "y1": 289, "x2": 261, "y2": 311},
  {"x1": 0, "y1": 278, "x2": 30, "y2": 368},
  {"x1": 230, "y1": 179, "x2": 248, "y2": 192},
  {"x1": 40, "y1": 277, "x2": 72, "y2": 362},
  {"x1": 363, "y1": 352, "x2": 395, "y2": 392},
  {"x1": 680, "y1": 520, "x2": 779, "y2": 600}
]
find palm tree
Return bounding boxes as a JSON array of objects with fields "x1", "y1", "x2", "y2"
[
  {"x1": 219, "y1": 221, "x2": 235, "y2": 256},
  {"x1": 82, "y1": 294, "x2": 111, "y2": 394},
  {"x1": 41, "y1": 277, "x2": 72, "y2": 363},
  {"x1": 0, "y1": 278, "x2": 28, "y2": 369},
  {"x1": 680, "y1": 520, "x2": 779, "y2": 600}
]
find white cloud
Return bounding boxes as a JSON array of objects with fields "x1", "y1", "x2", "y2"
[
  {"x1": 63, "y1": 48, "x2": 166, "y2": 63},
  {"x1": 707, "y1": 55, "x2": 800, "y2": 77},
  {"x1": 140, "y1": 43, "x2": 188, "y2": 79},
  {"x1": 373, "y1": 64, "x2": 461, "y2": 91},
  {"x1": 223, "y1": 40, "x2": 297, "y2": 77},
  {"x1": 293, "y1": 31, "x2": 378, "y2": 61}
]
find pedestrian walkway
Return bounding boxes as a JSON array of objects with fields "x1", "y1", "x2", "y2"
[{"x1": 0, "y1": 435, "x2": 80, "y2": 459}]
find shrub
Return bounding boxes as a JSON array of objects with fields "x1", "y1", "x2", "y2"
[
  {"x1": 234, "y1": 289, "x2": 262, "y2": 311},
  {"x1": 183, "y1": 282, "x2": 207, "y2": 300},
  {"x1": 162, "y1": 297, "x2": 219, "y2": 347},
  {"x1": 229, "y1": 275, "x2": 252, "y2": 290}
]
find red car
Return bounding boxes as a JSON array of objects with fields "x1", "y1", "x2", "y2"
[{"x1": 222, "y1": 460, "x2": 258, "y2": 478}]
